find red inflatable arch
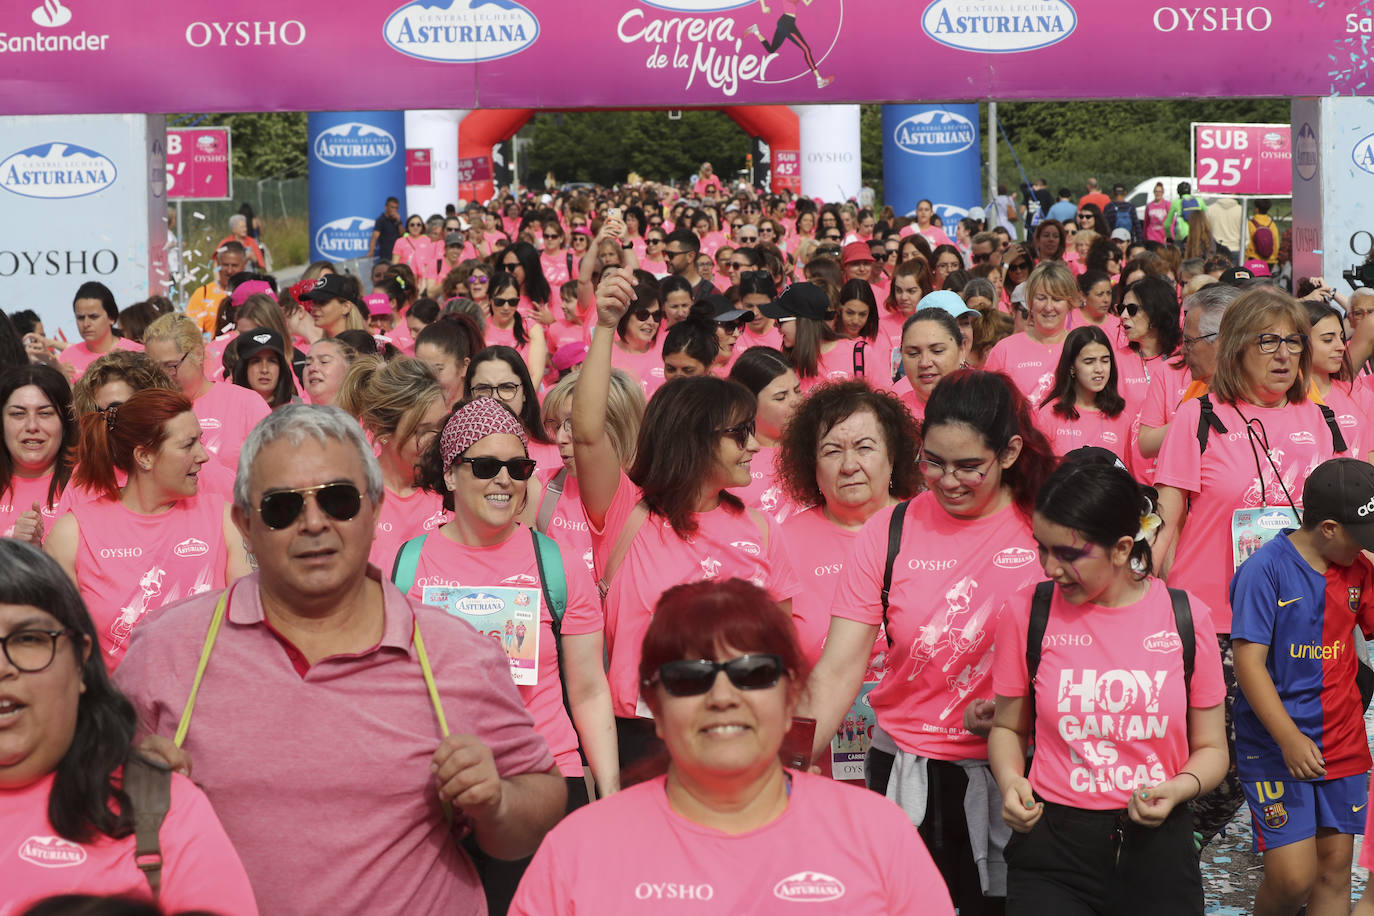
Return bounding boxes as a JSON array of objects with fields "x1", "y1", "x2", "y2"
[{"x1": 457, "y1": 106, "x2": 800, "y2": 203}]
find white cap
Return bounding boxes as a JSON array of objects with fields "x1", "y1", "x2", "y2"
[
  {"x1": 1110, "y1": 228, "x2": 1131, "y2": 242},
  {"x1": 967, "y1": 205, "x2": 986, "y2": 221},
  {"x1": 1011, "y1": 282, "x2": 1028, "y2": 305}
]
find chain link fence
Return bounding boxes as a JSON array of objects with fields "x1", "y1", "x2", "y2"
[{"x1": 170, "y1": 177, "x2": 308, "y2": 303}]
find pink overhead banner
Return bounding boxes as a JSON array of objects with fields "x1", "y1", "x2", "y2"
[
  {"x1": 1192, "y1": 123, "x2": 1292, "y2": 196},
  {"x1": 0, "y1": 0, "x2": 1366, "y2": 113}
]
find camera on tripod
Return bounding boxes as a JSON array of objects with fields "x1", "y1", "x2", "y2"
[{"x1": 1343, "y1": 262, "x2": 1374, "y2": 290}]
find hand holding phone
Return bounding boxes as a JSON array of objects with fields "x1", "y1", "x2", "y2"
[{"x1": 779, "y1": 716, "x2": 817, "y2": 770}]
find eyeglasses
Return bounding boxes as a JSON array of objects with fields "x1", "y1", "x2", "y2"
[
  {"x1": 917, "y1": 453, "x2": 995, "y2": 486},
  {"x1": 630, "y1": 307, "x2": 663, "y2": 322},
  {"x1": 647, "y1": 237, "x2": 664, "y2": 245},
  {"x1": 542, "y1": 416, "x2": 572, "y2": 438},
  {"x1": 469, "y1": 276, "x2": 490, "y2": 285},
  {"x1": 716, "y1": 418, "x2": 756, "y2": 448},
  {"x1": 737, "y1": 234, "x2": 759, "y2": 243},
  {"x1": 543, "y1": 233, "x2": 562, "y2": 241},
  {"x1": 1, "y1": 627, "x2": 74, "y2": 673},
  {"x1": 823, "y1": 232, "x2": 843, "y2": 241},
  {"x1": 665, "y1": 248, "x2": 692, "y2": 258},
  {"x1": 408, "y1": 221, "x2": 424, "y2": 228},
  {"x1": 759, "y1": 226, "x2": 775, "y2": 234},
  {"x1": 647, "y1": 653, "x2": 785, "y2": 697},
  {"x1": 1182, "y1": 331, "x2": 1217, "y2": 349},
  {"x1": 491, "y1": 296, "x2": 519, "y2": 308},
  {"x1": 1117, "y1": 302, "x2": 1141, "y2": 318},
  {"x1": 159, "y1": 351, "x2": 189, "y2": 376},
  {"x1": 971, "y1": 252, "x2": 991, "y2": 264},
  {"x1": 1008, "y1": 260, "x2": 1031, "y2": 272},
  {"x1": 1077, "y1": 213, "x2": 1094, "y2": 221},
  {"x1": 1255, "y1": 333, "x2": 1307, "y2": 355},
  {"x1": 470, "y1": 381, "x2": 522, "y2": 401},
  {"x1": 257, "y1": 482, "x2": 363, "y2": 530},
  {"x1": 457, "y1": 455, "x2": 537, "y2": 480}
]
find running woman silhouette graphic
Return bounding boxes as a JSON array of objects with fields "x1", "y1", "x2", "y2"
[{"x1": 746, "y1": 0, "x2": 834, "y2": 89}]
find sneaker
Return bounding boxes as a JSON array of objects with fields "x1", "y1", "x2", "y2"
[
  {"x1": 746, "y1": 23, "x2": 763, "y2": 41},
  {"x1": 816, "y1": 75, "x2": 834, "y2": 89}
]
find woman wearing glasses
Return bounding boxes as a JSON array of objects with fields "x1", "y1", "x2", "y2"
[
  {"x1": 484, "y1": 272, "x2": 549, "y2": 383},
  {"x1": 1075, "y1": 202, "x2": 1110, "y2": 240},
  {"x1": 498, "y1": 241, "x2": 555, "y2": 320},
  {"x1": 337, "y1": 357, "x2": 450, "y2": 571},
  {"x1": 141, "y1": 313, "x2": 271, "y2": 477},
  {"x1": 45, "y1": 388, "x2": 249, "y2": 670},
  {"x1": 638, "y1": 228, "x2": 668, "y2": 277},
  {"x1": 0, "y1": 539, "x2": 257, "y2": 914},
  {"x1": 1305, "y1": 299, "x2": 1370, "y2": 461},
  {"x1": 573, "y1": 270, "x2": 800, "y2": 770},
  {"x1": 539, "y1": 223, "x2": 573, "y2": 288},
  {"x1": 1115, "y1": 277, "x2": 1187, "y2": 481},
  {"x1": 405, "y1": 396, "x2": 618, "y2": 913},
  {"x1": 1001, "y1": 244, "x2": 1035, "y2": 309},
  {"x1": 606, "y1": 279, "x2": 665, "y2": 398},
  {"x1": 509, "y1": 578, "x2": 952, "y2": 916},
  {"x1": 1154, "y1": 288, "x2": 1347, "y2": 845},
  {"x1": 392, "y1": 214, "x2": 438, "y2": 289},
  {"x1": 803, "y1": 370, "x2": 1055, "y2": 916},
  {"x1": 465, "y1": 346, "x2": 560, "y2": 476}
]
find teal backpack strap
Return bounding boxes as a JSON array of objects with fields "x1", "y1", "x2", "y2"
[
  {"x1": 390, "y1": 534, "x2": 429, "y2": 595},
  {"x1": 531, "y1": 528, "x2": 567, "y2": 631},
  {"x1": 531, "y1": 527, "x2": 585, "y2": 766}
]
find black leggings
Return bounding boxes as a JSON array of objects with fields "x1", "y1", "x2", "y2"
[
  {"x1": 465, "y1": 775, "x2": 590, "y2": 916},
  {"x1": 761, "y1": 14, "x2": 818, "y2": 73},
  {"x1": 1004, "y1": 800, "x2": 1201, "y2": 916}
]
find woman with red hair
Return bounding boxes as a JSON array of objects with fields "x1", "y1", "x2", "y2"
[{"x1": 45, "y1": 388, "x2": 249, "y2": 670}]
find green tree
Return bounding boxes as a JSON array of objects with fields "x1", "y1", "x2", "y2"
[
  {"x1": 524, "y1": 110, "x2": 750, "y2": 186},
  {"x1": 168, "y1": 112, "x2": 308, "y2": 178}
]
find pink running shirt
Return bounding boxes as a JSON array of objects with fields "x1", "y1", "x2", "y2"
[
  {"x1": 992, "y1": 579, "x2": 1225, "y2": 809},
  {"x1": 0, "y1": 771, "x2": 258, "y2": 916},
  {"x1": 983, "y1": 332, "x2": 1064, "y2": 405},
  {"x1": 192, "y1": 380, "x2": 271, "y2": 475},
  {"x1": 1035, "y1": 403, "x2": 1134, "y2": 470},
  {"x1": 509, "y1": 772, "x2": 953, "y2": 916},
  {"x1": 370, "y1": 485, "x2": 448, "y2": 571},
  {"x1": 69, "y1": 493, "x2": 229, "y2": 669},
  {"x1": 535, "y1": 468, "x2": 596, "y2": 578},
  {"x1": 735, "y1": 445, "x2": 795, "y2": 524},
  {"x1": 0, "y1": 473, "x2": 61, "y2": 539},
  {"x1": 402, "y1": 526, "x2": 603, "y2": 777},
  {"x1": 589, "y1": 471, "x2": 801, "y2": 717},
  {"x1": 781, "y1": 505, "x2": 860, "y2": 664},
  {"x1": 1154, "y1": 397, "x2": 1343, "y2": 631},
  {"x1": 58, "y1": 337, "x2": 143, "y2": 378},
  {"x1": 831, "y1": 495, "x2": 1041, "y2": 761}
]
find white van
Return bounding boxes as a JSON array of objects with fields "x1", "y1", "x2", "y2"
[{"x1": 1126, "y1": 177, "x2": 1223, "y2": 221}]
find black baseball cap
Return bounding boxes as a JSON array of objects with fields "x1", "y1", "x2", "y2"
[
  {"x1": 298, "y1": 273, "x2": 361, "y2": 308},
  {"x1": 236, "y1": 328, "x2": 286, "y2": 363},
  {"x1": 703, "y1": 293, "x2": 749, "y2": 324},
  {"x1": 1302, "y1": 458, "x2": 1374, "y2": 551},
  {"x1": 1219, "y1": 267, "x2": 1254, "y2": 287},
  {"x1": 760, "y1": 282, "x2": 832, "y2": 321}
]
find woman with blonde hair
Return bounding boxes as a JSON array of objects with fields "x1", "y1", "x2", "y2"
[
  {"x1": 984, "y1": 261, "x2": 1077, "y2": 404},
  {"x1": 336, "y1": 355, "x2": 451, "y2": 570},
  {"x1": 141, "y1": 312, "x2": 270, "y2": 475}
]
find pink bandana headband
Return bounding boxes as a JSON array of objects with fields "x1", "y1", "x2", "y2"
[{"x1": 439, "y1": 397, "x2": 528, "y2": 466}]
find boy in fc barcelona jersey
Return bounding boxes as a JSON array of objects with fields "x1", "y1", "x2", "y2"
[{"x1": 1230, "y1": 459, "x2": 1374, "y2": 916}]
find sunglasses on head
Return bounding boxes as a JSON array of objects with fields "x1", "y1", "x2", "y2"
[
  {"x1": 458, "y1": 455, "x2": 538, "y2": 480},
  {"x1": 716, "y1": 417, "x2": 756, "y2": 447},
  {"x1": 257, "y1": 482, "x2": 362, "y2": 530},
  {"x1": 649, "y1": 653, "x2": 785, "y2": 697}
]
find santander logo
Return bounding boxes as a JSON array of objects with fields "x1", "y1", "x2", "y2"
[
  {"x1": 772, "y1": 871, "x2": 846, "y2": 902},
  {"x1": 174, "y1": 537, "x2": 210, "y2": 558},
  {"x1": 19, "y1": 835, "x2": 86, "y2": 868}
]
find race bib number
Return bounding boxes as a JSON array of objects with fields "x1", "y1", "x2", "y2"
[
  {"x1": 424, "y1": 585, "x2": 541, "y2": 685},
  {"x1": 1231, "y1": 506, "x2": 1299, "y2": 571},
  {"x1": 830, "y1": 680, "x2": 879, "y2": 782}
]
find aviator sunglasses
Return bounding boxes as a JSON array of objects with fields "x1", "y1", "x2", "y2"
[
  {"x1": 257, "y1": 482, "x2": 362, "y2": 530},
  {"x1": 647, "y1": 653, "x2": 786, "y2": 697}
]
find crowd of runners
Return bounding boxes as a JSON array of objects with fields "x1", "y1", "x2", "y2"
[{"x1": 3, "y1": 170, "x2": 1374, "y2": 916}]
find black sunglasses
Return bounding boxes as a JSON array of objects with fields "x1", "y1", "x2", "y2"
[
  {"x1": 257, "y1": 482, "x2": 362, "y2": 530},
  {"x1": 716, "y1": 417, "x2": 756, "y2": 448},
  {"x1": 971, "y1": 252, "x2": 991, "y2": 264},
  {"x1": 491, "y1": 296, "x2": 520, "y2": 308},
  {"x1": 649, "y1": 654, "x2": 785, "y2": 697},
  {"x1": 458, "y1": 455, "x2": 538, "y2": 480},
  {"x1": 716, "y1": 315, "x2": 750, "y2": 333},
  {"x1": 630, "y1": 306, "x2": 663, "y2": 322},
  {"x1": 1008, "y1": 260, "x2": 1031, "y2": 271},
  {"x1": 1118, "y1": 302, "x2": 1141, "y2": 317},
  {"x1": 1077, "y1": 213, "x2": 1094, "y2": 220}
]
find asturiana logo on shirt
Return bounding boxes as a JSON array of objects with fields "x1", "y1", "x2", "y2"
[
  {"x1": 892, "y1": 109, "x2": 976, "y2": 157},
  {"x1": 383, "y1": 0, "x2": 539, "y2": 63},
  {"x1": 730, "y1": 539, "x2": 762, "y2": 557},
  {"x1": 313, "y1": 123, "x2": 397, "y2": 169},
  {"x1": 993, "y1": 546, "x2": 1036, "y2": 569},
  {"x1": 18, "y1": 835, "x2": 86, "y2": 868},
  {"x1": 921, "y1": 0, "x2": 1076, "y2": 54},
  {"x1": 174, "y1": 537, "x2": 210, "y2": 558},
  {"x1": 0, "y1": 143, "x2": 117, "y2": 200},
  {"x1": 1289, "y1": 430, "x2": 1316, "y2": 445},
  {"x1": 772, "y1": 871, "x2": 846, "y2": 902},
  {"x1": 1143, "y1": 630, "x2": 1183, "y2": 654}
]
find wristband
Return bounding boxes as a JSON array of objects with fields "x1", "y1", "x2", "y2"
[{"x1": 1179, "y1": 771, "x2": 1202, "y2": 799}]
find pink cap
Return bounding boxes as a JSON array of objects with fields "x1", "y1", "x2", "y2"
[
  {"x1": 230, "y1": 280, "x2": 272, "y2": 308},
  {"x1": 841, "y1": 241, "x2": 875, "y2": 264},
  {"x1": 1242, "y1": 259, "x2": 1272, "y2": 277},
  {"x1": 364, "y1": 292, "x2": 391, "y2": 317}
]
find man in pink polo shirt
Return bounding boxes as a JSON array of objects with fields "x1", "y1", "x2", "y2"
[{"x1": 115, "y1": 404, "x2": 565, "y2": 916}]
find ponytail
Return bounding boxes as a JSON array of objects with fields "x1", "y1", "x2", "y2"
[{"x1": 72, "y1": 389, "x2": 194, "y2": 501}]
